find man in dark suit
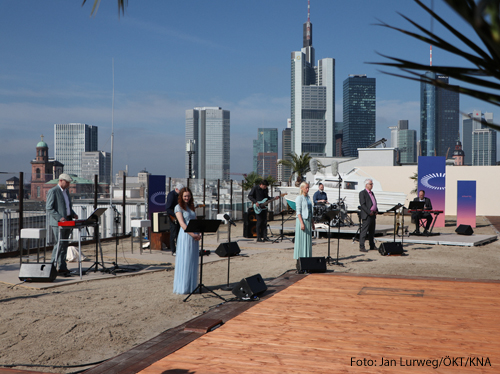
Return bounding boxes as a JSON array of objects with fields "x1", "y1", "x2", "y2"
[
  {"x1": 411, "y1": 190, "x2": 433, "y2": 235},
  {"x1": 46, "y1": 173, "x2": 78, "y2": 276},
  {"x1": 248, "y1": 180, "x2": 270, "y2": 242},
  {"x1": 358, "y1": 179, "x2": 378, "y2": 252}
]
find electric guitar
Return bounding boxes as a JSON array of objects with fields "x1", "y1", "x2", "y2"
[
  {"x1": 169, "y1": 204, "x2": 206, "y2": 224},
  {"x1": 253, "y1": 193, "x2": 287, "y2": 214}
]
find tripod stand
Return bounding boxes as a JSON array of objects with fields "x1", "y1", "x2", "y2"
[
  {"x1": 109, "y1": 205, "x2": 134, "y2": 274},
  {"x1": 83, "y1": 222, "x2": 107, "y2": 274},
  {"x1": 272, "y1": 210, "x2": 294, "y2": 243},
  {"x1": 322, "y1": 210, "x2": 343, "y2": 266},
  {"x1": 184, "y1": 219, "x2": 224, "y2": 302}
]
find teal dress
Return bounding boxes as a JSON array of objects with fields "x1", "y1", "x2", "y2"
[
  {"x1": 173, "y1": 205, "x2": 199, "y2": 294},
  {"x1": 294, "y1": 194, "x2": 313, "y2": 259}
]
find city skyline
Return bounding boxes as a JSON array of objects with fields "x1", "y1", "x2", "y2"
[{"x1": 1, "y1": 1, "x2": 499, "y2": 183}]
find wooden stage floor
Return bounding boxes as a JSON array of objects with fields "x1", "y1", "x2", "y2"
[{"x1": 134, "y1": 274, "x2": 500, "y2": 373}]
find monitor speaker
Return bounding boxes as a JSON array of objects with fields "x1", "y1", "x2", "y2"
[
  {"x1": 215, "y1": 242, "x2": 241, "y2": 257},
  {"x1": 232, "y1": 274, "x2": 267, "y2": 299},
  {"x1": 378, "y1": 242, "x2": 404, "y2": 256},
  {"x1": 296, "y1": 257, "x2": 327, "y2": 273},
  {"x1": 19, "y1": 263, "x2": 57, "y2": 282},
  {"x1": 456, "y1": 224, "x2": 473, "y2": 235}
]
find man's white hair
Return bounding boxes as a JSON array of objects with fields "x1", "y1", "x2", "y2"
[{"x1": 364, "y1": 178, "x2": 373, "y2": 186}]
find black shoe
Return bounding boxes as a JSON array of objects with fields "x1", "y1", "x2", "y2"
[
  {"x1": 369, "y1": 247, "x2": 377, "y2": 251},
  {"x1": 58, "y1": 269, "x2": 72, "y2": 277},
  {"x1": 263, "y1": 237, "x2": 271, "y2": 241},
  {"x1": 256, "y1": 238, "x2": 264, "y2": 242},
  {"x1": 423, "y1": 229, "x2": 429, "y2": 236},
  {"x1": 359, "y1": 248, "x2": 368, "y2": 253},
  {"x1": 411, "y1": 230, "x2": 420, "y2": 235}
]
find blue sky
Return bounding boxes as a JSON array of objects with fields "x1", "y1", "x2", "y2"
[{"x1": 1, "y1": 0, "x2": 498, "y2": 182}]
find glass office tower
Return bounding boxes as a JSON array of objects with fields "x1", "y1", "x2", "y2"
[
  {"x1": 81, "y1": 151, "x2": 111, "y2": 184},
  {"x1": 342, "y1": 75, "x2": 376, "y2": 157},
  {"x1": 54, "y1": 123, "x2": 98, "y2": 178},
  {"x1": 282, "y1": 125, "x2": 292, "y2": 183},
  {"x1": 420, "y1": 72, "x2": 459, "y2": 157},
  {"x1": 185, "y1": 107, "x2": 230, "y2": 180},
  {"x1": 253, "y1": 128, "x2": 278, "y2": 175}
]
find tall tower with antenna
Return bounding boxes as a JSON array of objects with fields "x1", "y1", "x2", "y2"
[{"x1": 290, "y1": 1, "x2": 335, "y2": 157}]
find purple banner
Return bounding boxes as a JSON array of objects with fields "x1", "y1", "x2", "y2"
[
  {"x1": 417, "y1": 156, "x2": 446, "y2": 227},
  {"x1": 457, "y1": 181, "x2": 476, "y2": 228},
  {"x1": 148, "y1": 175, "x2": 166, "y2": 221}
]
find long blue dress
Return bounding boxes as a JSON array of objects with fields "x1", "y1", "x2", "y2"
[
  {"x1": 173, "y1": 205, "x2": 199, "y2": 294},
  {"x1": 293, "y1": 194, "x2": 313, "y2": 259}
]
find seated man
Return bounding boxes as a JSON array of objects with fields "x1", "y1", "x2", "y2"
[
  {"x1": 411, "y1": 190, "x2": 433, "y2": 234},
  {"x1": 313, "y1": 183, "x2": 328, "y2": 205}
]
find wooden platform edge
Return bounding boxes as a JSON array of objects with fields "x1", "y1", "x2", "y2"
[
  {"x1": 331, "y1": 271, "x2": 500, "y2": 284},
  {"x1": 82, "y1": 270, "x2": 306, "y2": 374}
]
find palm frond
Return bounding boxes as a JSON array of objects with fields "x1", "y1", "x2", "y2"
[{"x1": 82, "y1": 0, "x2": 127, "y2": 17}]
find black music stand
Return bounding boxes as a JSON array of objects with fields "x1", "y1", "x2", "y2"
[
  {"x1": 386, "y1": 203, "x2": 404, "y2": 243},
  {"x1": 183, "y1": 219, "x2": 224, "y2": 302},
  {"x1": 272, "y1": 210, "x2": 294, "y2": 243},
  {"x1": 322, "y1": 210, "x2": 343, "y2": 266},
  {"x1": 82, "y1": 208, "x2": 108, "y2": 274}
]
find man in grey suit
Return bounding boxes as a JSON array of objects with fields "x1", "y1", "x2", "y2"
[
  {"x1": 46, "y1": 173, "x2": 78, "y2": 276},
  {"x1": 358, "y1": 178, "x2": 378, "y2": 252}
]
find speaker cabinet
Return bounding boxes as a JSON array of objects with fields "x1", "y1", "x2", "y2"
[
  {"x1": 215, "y1": 242, "x2": 241, "y2": 257},
  {"x1": 456, "y1": 224, "x2": 473, "y2": 236},
  {"x1": 152, "y1": 212, "x2": 170, "y2": 233},
  {"x1": 243, "y1": 213, "x2": 257, "y2": 238},
  {"x1": 232, "y1": 274, "x2": 267, "y2": 299},
  {"x1": 19, "y1": 263, "x2": 57, "y2": 282},
  {"x1": 296, "y1": 257, "x2": 327, "y2": 273},
  {"x1": 378, "y1": 242, "x2": 404, "y2": 256}
]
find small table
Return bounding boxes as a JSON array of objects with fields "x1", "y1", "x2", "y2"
[
  {"x1": 20, "y1": 228, "x2": 46, "y2": 263},
  {"x1": 131, "y1": 219, "x2": 151, "y2": 254}
]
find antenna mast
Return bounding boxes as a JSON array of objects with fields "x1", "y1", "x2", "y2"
[
  {"x1": 430, "y1": 0, "x2": 434, "y2": 66},
  {"x1": 110, "y1": 58, "x2": 114, "y2": 206}
]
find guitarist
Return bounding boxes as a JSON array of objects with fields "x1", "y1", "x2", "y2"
[
  {"x1": 166, "y1": 183, "x2": 184, "y2": 255},
  {"x1": 248, "y1": 180, "x2": 271, "y2": 242}
]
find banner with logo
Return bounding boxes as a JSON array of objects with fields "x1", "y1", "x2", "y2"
[
  {"x1": 417, "y1": 156, "x2": 445, "y2": 227},
  {"x1": 457, "y1": 181, "x2": 476, "y2": 228},
  {"x1": 148, "y1": 175, "x2": 166, "y2": 221}
]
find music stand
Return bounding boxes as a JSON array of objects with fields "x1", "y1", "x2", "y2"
[
  {"x1": 272, "y1": 210, "x2": 294, "y2": 243},
  {"x1": 183, "y1": 219, "x2": 224, "y2": 302},
  {"x1": 386, "y1": 203, "x2": 403, "y2": 243},
  {"x1": 322, "y1": 209, "x2": 343, "y2": 266},
  {"x1": 83, "y1": 208, "x2": 108, "y2": 274}
]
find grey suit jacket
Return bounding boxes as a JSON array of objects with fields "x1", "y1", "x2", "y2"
[
  {"x1": 359, "y1": 189, "x2": 377, "y2": 220},
  {"x1": 46, "y1": 185, "x2": 76, "y2": 227}
]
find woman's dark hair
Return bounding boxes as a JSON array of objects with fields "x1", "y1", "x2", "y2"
[{"x1": 178, "y1": 187, "x2": 195, "y2": 211}]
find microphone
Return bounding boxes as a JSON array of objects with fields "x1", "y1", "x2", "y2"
[
  {"x1": 331, "y1": 161, "x2": 339, "y2": 176},
  {"x1": 223, "y1": 214, "x2": 237, "y2": 227},
  {"x1": 310, "y1": 159, "x2": 318, "y2": 175}
]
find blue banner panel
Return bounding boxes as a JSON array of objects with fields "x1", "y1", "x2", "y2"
[
  {"x1": 457, "y1": 181, "x2": 476, "y2": 228},
  {"x1": 148, "y1": 175, "x2": 166, "y2": 221},
  {"x1": 417, "y1": 156, "x2": 446, "y2": 227}
]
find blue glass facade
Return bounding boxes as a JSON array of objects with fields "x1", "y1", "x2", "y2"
[{"x1": 342, "y1": 75, "x2": 376, "y2": 157}]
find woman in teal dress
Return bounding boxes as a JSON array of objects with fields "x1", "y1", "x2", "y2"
[
  {"x1": 294, "y1": 182, "x2": 315, "y2": 259},
  {"x1": 173, "y1": 187, "x2": 202, "y2": 294}
]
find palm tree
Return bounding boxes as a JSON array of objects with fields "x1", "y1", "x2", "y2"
[
  {"x1": 242, "y1": 172, "x2": 276, "y2": 191},
  {"x1": 82, "y1": 0, "x2": 127, "y2": 16},
  {"x1": 278, "y1": 153, "x2": 313, "y2": 187},
  {"x1": 372, "y1": 0, "x2": 500, "y2": 131}
]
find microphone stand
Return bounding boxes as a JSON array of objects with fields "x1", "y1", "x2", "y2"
[{"x1": 334, "y1": 172, "x2": 344, "y2": 266}]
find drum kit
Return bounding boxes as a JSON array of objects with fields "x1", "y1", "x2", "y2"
[{"x1": 313, "y1": 198, "x2": 354, "y2": 227}]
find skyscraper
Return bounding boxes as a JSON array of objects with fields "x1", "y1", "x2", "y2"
[
  {"x1": 342, "y1": 75, "x2": 376, "y2": 157},
  {"x1": 290, "y1": 2, "x2": 335, "y2": 157},
  {"x1": 282, "y1": 121, "x2": 292, "y2": 183},
  {"x1": 390, "y1": 120, "x2": 416, "y2": 164},
  {"x1": 253, "y1": 128, "x2": 278, "y2": 175},
  {"x1": 469, "y1": 111, "x2": 497, "y2": 165},
  {"x1": 462, "y1": 111, "x2": 493, "y2": 165},
  {"x1": 81, "y1": 151, "x2": 111, "y2": 184},
  {"x1": 420, "y1": 72, "x2": 459, "y2": 157},
  {"x1": 185, "y1": 107, "x2": 230, "y2": 180},
  {"x1": 54, "y1": 123, "x2": 98, "y2": 178}
]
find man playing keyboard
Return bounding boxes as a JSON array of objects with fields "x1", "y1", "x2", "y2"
[{"x1": 411, "y1": 190, "x2": 433, "y2": 235}]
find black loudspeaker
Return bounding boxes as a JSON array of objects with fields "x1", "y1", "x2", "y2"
[
  {"x1": 232, "y1": 274, "x2": 267, "y2": 299},
  {"x1": 296, "y1": 257, "x2": 327, "y2": 273},
  {"x1": 378, "y1": 242, "x2": 404, "y2": 256},
  {"x1": 456, "y1": 224, "x2": 474, "y2": 236},
  {"x1": 19, "y1": 263, "x2": 57, "y2": 282},
  {"x1": 215, "y1": 242, "x2": 241, "y2": 257},
  {"x1": 243, "y1": 213, "x2": 257, "y2": 238}
]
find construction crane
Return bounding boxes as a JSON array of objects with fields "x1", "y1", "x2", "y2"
[{"x1": 367, "y1": 138, "x2": 387, "y2": 148}]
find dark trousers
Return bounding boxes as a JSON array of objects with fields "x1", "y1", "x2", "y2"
[
  {"x1": 359, "y1": 215, "x2": 376, "y2": 249},
  {"x1": 169, "y1": 220, "x2": 180, "y2": 252},
  {"x1": 412, "y1": 212, "x2": 432, "y2": 231},
  {"x1": 256, "y1": 211, "x2": 268, "y2": 240}
]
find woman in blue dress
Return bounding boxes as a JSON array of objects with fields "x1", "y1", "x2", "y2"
[
  {"x1": 294, "y1": 182, "x2": 315, "y2": 259},
  {"x1": 173, "y1": 187, "x2": 202, "y2": 294}
]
